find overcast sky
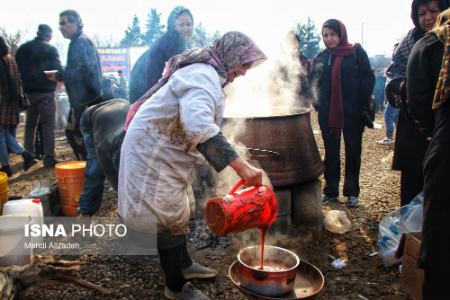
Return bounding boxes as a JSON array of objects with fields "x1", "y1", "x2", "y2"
[{"x1": 2, "y1": 0, "x2": 413, "y2": 57}]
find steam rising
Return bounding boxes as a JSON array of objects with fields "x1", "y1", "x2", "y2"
[
  {"x1": 224, "y1": 32, "x2": 305, "y2": 118},
  {"x1": 208, "y1": 31, "x2": 310, "y2": 198}
]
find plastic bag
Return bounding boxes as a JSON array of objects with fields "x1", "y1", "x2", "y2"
[
  {"x1": 323, "y1": 210, "x2": 352, "y2": 234},
  {"x1": 55, "y1": 92, "x2": 70, "y2": 130},
  {"x1": 377, "y1": 192, "x2": 424, "y2": 267}
]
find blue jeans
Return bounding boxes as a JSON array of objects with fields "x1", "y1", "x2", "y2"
[
  {"x1": 0, "y1": 125, "x2": 24, "y2": 165},
  {"x1": 77, "y1": 121, "x2": 105, "y2": 215},
  {"x1": 384, "y1": 103, "x2": 399, "y2": 139}
]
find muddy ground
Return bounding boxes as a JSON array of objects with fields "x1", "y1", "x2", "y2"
[{"x1": 6, "y1": 112, "x2": 411, "y2": 300}]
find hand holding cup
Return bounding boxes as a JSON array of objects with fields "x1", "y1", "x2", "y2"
[{"x1": 44, "y1": 70, "x2": 58, "y2": 82}]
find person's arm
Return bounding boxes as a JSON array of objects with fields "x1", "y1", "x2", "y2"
[
  {"x1": 386, "y1": 30, "x2": 415, "y2": 79},
  {"x1": 406, "y1": 39, "x2": 434, "y2": 136},
  {"x1": 174, "y1": 66, "x2": 263, "y2": 186},
  {"x1": 196, "y1": 133, "x2": 262, "y2": 186},
  {"x1": 197, "y1": 132, "x2": 238, "y2": 172},
  {"x1": 356, "y1": 47, "x2": 375, "y2": 109},
  {"x1": 173, "y1": 68, "x2": 223, "y2": 150},
  {"x1": 48, "y1": 46, "x2": 64, "y2": 82},
  {"x1": 308, "y1": 54, "x2": 323, "y2": 111}
]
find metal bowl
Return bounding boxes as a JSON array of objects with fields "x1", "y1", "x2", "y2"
[{"x1": 237, "y1": 245, "x2": 300, "y2": 296}]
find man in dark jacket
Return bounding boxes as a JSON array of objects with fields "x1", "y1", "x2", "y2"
[
  {"x1": 16, "y1": 24, "x2": 63, "y2": 167},
  {"x1": 57, "y1": 9, "x2": 102, "y2": 160},
  {"x1": 407, "y1": 9, "x2": 450, "y2": 299},
  {"x1": 78, "y1": 99, "x2": 129, "y2": 215}
]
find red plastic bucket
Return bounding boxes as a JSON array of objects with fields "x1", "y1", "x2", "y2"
[{"x1": 205, "y1": 180, "x2": 277, "y2": 236}]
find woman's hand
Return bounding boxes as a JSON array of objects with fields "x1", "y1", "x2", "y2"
[{"x1": 229, "y1": 157, "x2": 263, "y2": 187}]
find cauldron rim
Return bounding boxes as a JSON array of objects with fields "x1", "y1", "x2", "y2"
[{"x1": 224, "y1": 106, "x2": 311, "y2": 120}]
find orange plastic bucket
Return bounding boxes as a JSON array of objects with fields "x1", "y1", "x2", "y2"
[
  {"x1": 0, "y1": 172, "x2": 8, "y2": 215},
  {"x1": 54, "y1": 161, "x2": 86, "y2": 216}
]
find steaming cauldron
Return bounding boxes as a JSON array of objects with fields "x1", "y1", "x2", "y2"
[{"x1": 224, "y1": 106, "x2": 324, "y2": 187}]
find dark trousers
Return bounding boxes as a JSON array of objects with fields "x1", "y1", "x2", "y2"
[
  {"x1": 34, "y1": 122, "x2": 44, "y2": 158},
  {"x1": 77, "y1": 119, "x2": 104, "y2": 215},
  {"x1": 158, "y1": 234, "x2": 193, "y2": 292},
  {"x1": 24, "y1": 93, "x2": 56, "y2": 164},
  {"x1": 320, "y1": 116, "x2": 364, "y2": 198},
  {"x1": 421, "y1": 103, "x2": 450, "y2": 299},
  {"x1": 66, "y1": 107, "x2": 87, "y2": 160}
]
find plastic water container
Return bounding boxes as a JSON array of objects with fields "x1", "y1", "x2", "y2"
[
  {"x1": 3, "y1": 199, "x2": 44, "y2": 244},
  {"x1": 28, "y1": 186, "x2": 52, "y2": 217},
  {"x1": 0, "y1": 215, "x2": 33, "y2": 266},
  {"x1": 3, "y1": 199, "x2": 44, "y2": 221}
]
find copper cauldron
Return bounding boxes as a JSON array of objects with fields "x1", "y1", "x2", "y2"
[
  {"x1": 224, "y1": 106, "x2": 324, "y2": 187},
  {"x1": 237, "y1": 245, "x2": 300, "y2": 296}
]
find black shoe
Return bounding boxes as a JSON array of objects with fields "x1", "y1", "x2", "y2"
[
  {"x1": 43, "y1": 158, "x2": 59, "y2": 168},
  {"x1": 21, "y1": 151, "x2": 38, "y2": 171},
  {"x1": 0, "y1": 165, "x2": 12, "y2": 177},
  {"x1": 321, "y1": 194, "x2": 339, "y2": 204}
]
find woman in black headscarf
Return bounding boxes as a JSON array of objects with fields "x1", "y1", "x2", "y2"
[
  {"x1": 129, "y1": 6, "x2": 197, "y2": 102},
  {"x1": 407, "y1": 8, "x2": 450, "y2": 298},
  {"x1": 386, "y1": 0, "x2": 444, "y2": 206}
]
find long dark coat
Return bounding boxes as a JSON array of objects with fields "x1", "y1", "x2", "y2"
[{"x1": 0, "y1": 55, "x2": 21, "y2": 125}]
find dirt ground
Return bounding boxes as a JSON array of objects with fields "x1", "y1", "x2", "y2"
[{"x1": 6, "y1": 111, "x2": 411, "y2": 300}]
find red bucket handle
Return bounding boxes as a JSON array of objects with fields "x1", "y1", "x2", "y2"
[{"x1": 228, "y1": 179, "x2": 245, "y2": 194}]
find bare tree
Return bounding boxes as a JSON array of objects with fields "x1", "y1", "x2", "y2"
[
  {"x1": 0, "y1": 27, "x2": 27, "y2": 56},
  {"x1": 92, "y1": 34, "x2": 119, "y2": 48}
]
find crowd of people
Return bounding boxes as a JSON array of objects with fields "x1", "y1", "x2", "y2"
[{"x1": 0, "y1": 1, "x2": 449, "y2": 299}]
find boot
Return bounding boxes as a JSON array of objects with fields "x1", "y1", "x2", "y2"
[
  {"x1": 0, "y1": 165, "x2": 12, "y2": 177},
  {"x1": 21, "y1": 150, "x2": 37, "y2": 171}
]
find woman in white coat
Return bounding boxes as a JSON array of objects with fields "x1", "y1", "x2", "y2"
[{"x1": 119, "y1": 31, "x2": 267, "y2": 299}]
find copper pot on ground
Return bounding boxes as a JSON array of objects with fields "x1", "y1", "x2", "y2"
[
  {"x1": 237, "y1": 245, "x2": 300, "y2": 296},
  {"x1": 224, "y1": 106, "x2": 324, "y2": 187}
]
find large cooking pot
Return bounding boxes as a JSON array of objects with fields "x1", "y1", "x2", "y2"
[
  {"x1": 224, "y1": 106, "x2": 324, "y2": 187},
  {"x1": 237, "y1": 245, "x2": 300, "y2": 296}
]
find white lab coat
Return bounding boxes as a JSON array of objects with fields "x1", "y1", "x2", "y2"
[{"x1": 118, "y1": 63, "x2": 224, "y2": 234}]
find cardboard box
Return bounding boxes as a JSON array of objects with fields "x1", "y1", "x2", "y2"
[{"x1": 400, "y1": 233, "x2": 424, "y2": 300}]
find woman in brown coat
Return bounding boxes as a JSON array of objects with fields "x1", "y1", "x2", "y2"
[{"x1": 0, "y1": 37, "x2": 36, "y2": 176}]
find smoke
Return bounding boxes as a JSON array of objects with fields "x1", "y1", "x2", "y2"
[
  {"x1": 224, "y1": 31, "x2": 307, "y2": 118},
  {"x1": 204, "y1": 30, "x2": 311, "y2": 199}
]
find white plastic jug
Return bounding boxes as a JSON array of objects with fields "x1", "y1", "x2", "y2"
[
  {"x1": 0, "y1": 215, "x2": 33, "y2": 266},
  {"x1": 3, "y1": 199, "x2": 44, "y2": 244},
  {"x1": 3, "y1": 199, "x2": 44, "y2": 220}
]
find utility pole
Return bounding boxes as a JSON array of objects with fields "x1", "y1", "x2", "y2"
[{"x1": 361, "y1": 22, "x2": 364, "y2": 46}]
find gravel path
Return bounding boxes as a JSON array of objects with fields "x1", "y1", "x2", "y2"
[{"x1": 6, "y1": 112, "x2": 411, "y2": 300}]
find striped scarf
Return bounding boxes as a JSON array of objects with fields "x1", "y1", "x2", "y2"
[{"x1": 429, "y1": 9, "x2": 450, "y2": 110}]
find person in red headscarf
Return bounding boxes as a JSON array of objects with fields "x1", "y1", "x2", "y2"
[{"x1": 310, "y1": 19, "x2": 374, "y2": 207}]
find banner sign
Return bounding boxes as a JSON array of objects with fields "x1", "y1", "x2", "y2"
[{"x1": 98, "y1": 48, "x2": 130, "y2": 80}]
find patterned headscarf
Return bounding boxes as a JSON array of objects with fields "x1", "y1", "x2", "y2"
[
  {"x1": 125, "y1": 31, "x2": 266, "y2": 129},
  {"x1": 429, "y1": 8, "x2": 450, "y2": 110}
]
